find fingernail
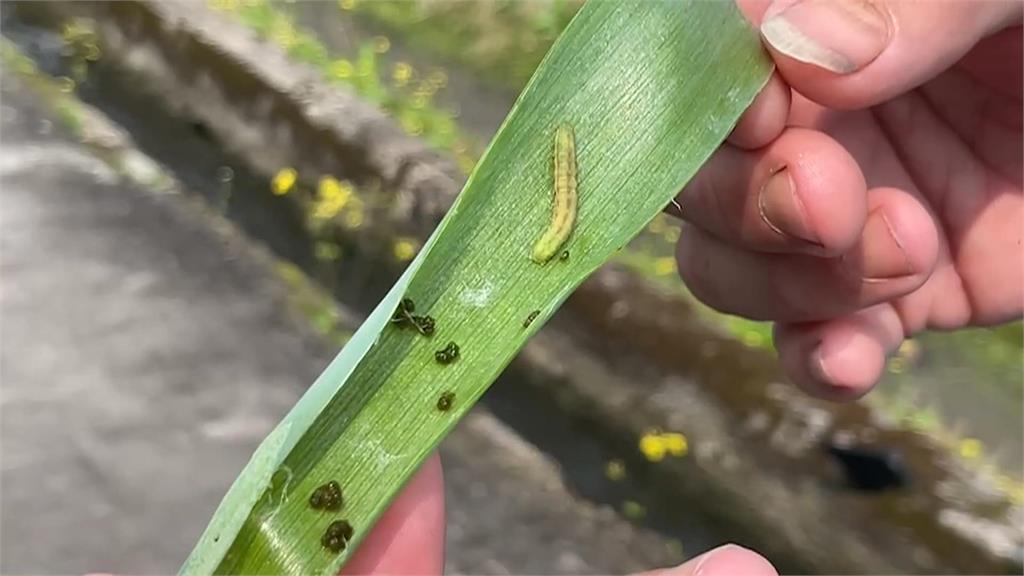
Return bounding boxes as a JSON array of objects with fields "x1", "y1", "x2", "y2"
[
  {"x1": 808, "y1": 331, "x2": 879, "y2": 400},
  {"x1": 758, "y1": 167, "x2": 821, "y2": 247},
  {"x1": 859, "y1": 208, "x2": 914, "y2": 280},
  {"x1": 761, "y1": 0, "x2": 890, "y2": 74},
  {"x1": 809, "y1": 342, "x2": 863, "y2": 399},
  {"x1": 810, "y1": 343, "x2": 835, "y2": 386}
]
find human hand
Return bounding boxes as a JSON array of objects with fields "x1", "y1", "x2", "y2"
[
  {"x1": 674, "y1": 0, "x2": 1023, "y2": 399},
  {"x1": 342, "y1": 454, "x2": 776, "y2": 575}
]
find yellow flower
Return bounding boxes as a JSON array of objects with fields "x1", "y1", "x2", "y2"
[
  {"x1": 338, "y1": 0, "x2": 356, "y2": 10},
  {"x1": 372, "y1": 36, "x2": 390, "y2": 54},
  {"x1": 958, "y1": 438, "x2": 982, "y2": 460},
  {"x1": 661, "y1": 432, "x2": 688, "y2": 457},
  {"x1": 639, "y1": 433, "x2": 667, "y2": 462},
  {"x1": 271, "y1": 168, "x2": 298, "y2": 196},
  {"x1": 318, "y1": 175, "x2": 348, "y2": 201},
  {"x1": 343, "y1": 206, "x2": 364, "y2": 229},
  {"x1": 270, "y1": 21, "x2": 297, "y2": 50},
  {"x1": 653, "y1": 257, "x2": 676, "y2": 276},
  {"x1": 392, "y1": 62, "x2": 413, "y2": 87},
  {"x1": 604, "y1": 459, "x2": 626, "y2": 482},
  {"x1": 312, "y1": 176, "x2": 352, "y2": 221},
  {"x1": 640, "y1": 430, "x2": 688, "y2": 462},
  {"x1": 392, "y1": 238, "x2": 418, "y2": 262},
  {"x1": 312, "y1": 204, "x2": 335, "y2": 221},
  {"x1": 329, "y1": 59, "x2": 354, "y2": 80}
]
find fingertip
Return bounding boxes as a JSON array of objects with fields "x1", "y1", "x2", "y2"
[
  {"x1": 660, "y1": 544, "x2": 777, "y2": 576},
  {"x1": 809, "y1": 328, "x2": 886, "y2": 401},
  {"x1": 678, "y1": 127, "x2": 866, "y2": 258},
  {"x1": 692, "y1": 544, "x2": 778, "y2": 576},
  {"x1": 765, "y1": 129, "x2": 867, "y2": 255},
  {"x1": 776, "y1": 322, "x2": 883, "y2": 401},
  {"x1": 757, "y1": 0, "x2": 1020, "y2": 109},
  {"x1": 728, "y1": 72, "x2": 791, "y2": 150},
  {"x1": 867, "y1": 187, "x2": 940, "y2": 280},
  {"x1": 776, "y1": 305, "x2": 905, "y2": 401}
]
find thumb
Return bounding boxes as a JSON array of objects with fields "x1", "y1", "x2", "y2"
[
  {"x1": 637, "y1": 544, "x2": 777, "y2": 576},
  {"x1": 755, "y1": 0, "x2": 1023, "y2": 109}
]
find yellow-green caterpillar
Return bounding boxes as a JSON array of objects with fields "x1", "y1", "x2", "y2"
[{"x1": 531, "y1": 123, "x2": 577, "y2": 264}]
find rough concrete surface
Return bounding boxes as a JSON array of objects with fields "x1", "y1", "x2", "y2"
[{"x1": 0, "y1": 71, "x2": 679, "y2": 575}]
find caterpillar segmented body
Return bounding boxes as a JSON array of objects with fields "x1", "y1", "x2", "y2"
[{"x1": 531, "y1": 123, "x2": 577, "y2": 264}]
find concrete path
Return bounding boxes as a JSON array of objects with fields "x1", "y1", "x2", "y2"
[{"x1": 0, "y1": 70, "x2": 678, "y2": 575}]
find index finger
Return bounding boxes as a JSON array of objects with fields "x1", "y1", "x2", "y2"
[{"x1": 341, "y1": 454, "x2": 445, "y2": 575}]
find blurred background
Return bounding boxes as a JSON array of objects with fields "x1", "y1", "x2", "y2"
[{"x1": 1, "y1": 1, "x2": 1021, "y2": 574}]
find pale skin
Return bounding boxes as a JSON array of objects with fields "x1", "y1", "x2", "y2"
[{"x1": 679, "y1": 0, "x2": 1023, "y2": 403}]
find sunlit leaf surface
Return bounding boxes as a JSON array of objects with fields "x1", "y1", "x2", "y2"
[{"x1": 182, "y1": 2, "x2": 772, "y2": 574}]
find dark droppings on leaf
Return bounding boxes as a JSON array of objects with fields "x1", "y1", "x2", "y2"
[
  {"x1": 434, "y1": 341, "x2": 460, "y2": 364},
  {"x1": 523, "y1": 310, "x2": 541, "y2": 328},
  {"x1": 391, "y1": 298, "x2": 435, "y2": 335},
  {"x1": 321, "y1": 519, "x2": 354, "y2": 553},
  {"x1": 412, "y1": 314, "x2": 435, "y2": 336},
  {"x1": 560, "y1": 250, "x2": 569, "y2": 261},
  {"x1": 437, "y1": 391, "x2": 455, "y2": 411},
  {"x1": 309, "y1": 480, "x2": 343, "y2": 511},
  {"x1": 390, "y1": 298, "x2": 415, "y2": 325}
]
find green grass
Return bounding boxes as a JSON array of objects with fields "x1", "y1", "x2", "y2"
[
  {"x1": 276, "y1": 262, "x2": 353, "y2": 347},
  {"x1": 214, "y1": 0, "x2": 475, "y2": 171},
  {"x1": 347, "y1": 0, "x2": 581, "y2": 92},
  {"x1": 1, "y1": 39, "x2": 86, "y2": 137}
]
